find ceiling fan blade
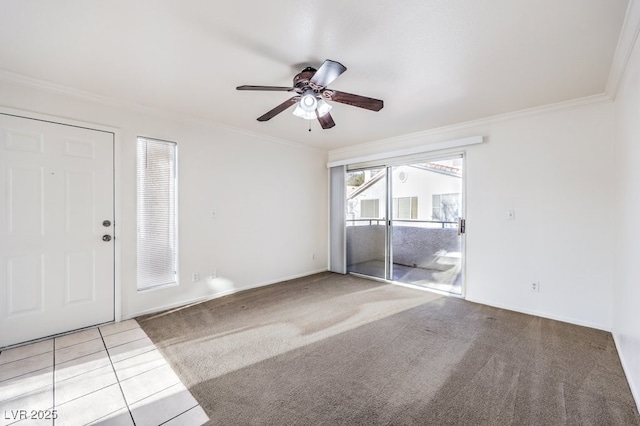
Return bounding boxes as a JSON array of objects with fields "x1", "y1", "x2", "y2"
[
  {"x1": 322, "y1": 89, "x2": 384, "y2": 112},
  {"x1": 257, "y1": 96, "x2": 300, "y2": 121},
  {"x1": 317, "y1": 111, "x2": 335, "y2": 129},
  {"x1": 310, "y1": 60, "x2": 347, "y2": 89},
  {"x1": 237, "y1": 85, "x2": 294, "y2": 91}
]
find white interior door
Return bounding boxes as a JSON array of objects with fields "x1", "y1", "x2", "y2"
[{"x1": 0, "y1": 114, "x2": 115, "y2": 348}]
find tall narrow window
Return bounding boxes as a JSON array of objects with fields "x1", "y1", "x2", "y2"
[{"x1": 136, "y1": 137, "x2": 177, "y2": 290}]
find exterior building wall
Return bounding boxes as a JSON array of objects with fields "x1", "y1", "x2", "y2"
[{"x1": 347, "y1": 165, "x2": 462, "y2": 222}]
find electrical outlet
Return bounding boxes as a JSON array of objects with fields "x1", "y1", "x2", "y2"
[
  {"x1": 192, "y1": 272, "x2": 200, "y2": 282},
  {"x1": 531, "y1": 281, "x2": 540, "y2": 292}
]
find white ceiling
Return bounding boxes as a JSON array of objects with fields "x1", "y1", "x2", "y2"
[{"x1": 0, "y1": 0, "x2": 630, "y2": 150}]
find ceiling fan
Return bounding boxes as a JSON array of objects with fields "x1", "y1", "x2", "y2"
[{"x1": 236, "y1": 59, "x2": 384, "y2": 129}]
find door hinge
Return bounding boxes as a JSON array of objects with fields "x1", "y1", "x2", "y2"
[{"x1": 458, "y1": 218, "x2": 466, "y2": 235}]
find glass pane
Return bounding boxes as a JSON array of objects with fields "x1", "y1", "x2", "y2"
[
  {"x1": 346, "y1": 168, "x2": 387, "y2": 279},
  {"x1": 390, "y1": 159, "x2": 463, "y2": 294}
]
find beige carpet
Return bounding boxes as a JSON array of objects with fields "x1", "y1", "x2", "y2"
[{"x1": 137, "y1": 272, "x2": 639, "y2": 425}]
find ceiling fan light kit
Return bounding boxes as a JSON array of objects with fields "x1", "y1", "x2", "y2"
[
  {"x1": 293, "y1": 98, "x2": 332, "y2": 120},
  {"x1": 316, "y1": 99, "x2": 332, "y2": 117},
  {"x1": 236, "y1": 59, "x2": 384, "y2": 130},
  {"x1": 300, "y1": 90, "x2": 318, "y2": 112}
]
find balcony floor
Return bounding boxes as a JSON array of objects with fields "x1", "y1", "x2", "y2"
[{"x1": 347, "y1": 260, "x2": 462, "y2": 295}]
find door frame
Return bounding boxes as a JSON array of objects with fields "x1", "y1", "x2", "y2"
[{"x1": 0, "y1": 106, "x2": 122, "y2": 323}]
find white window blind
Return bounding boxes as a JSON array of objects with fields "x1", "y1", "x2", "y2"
[
  {"x1": 136, "y1": 137, "x2": 177, "y2": 290},
  {"x1": 393, "y1": 196, "x2": 418, "y2": 219},
  {"x1": 360, "y1": 199, "x2": 380, "y2": 218}
]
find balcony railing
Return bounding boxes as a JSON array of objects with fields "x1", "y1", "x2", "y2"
[{"x1": 346, "y1": 218, "x2": 458, "y2": 228}]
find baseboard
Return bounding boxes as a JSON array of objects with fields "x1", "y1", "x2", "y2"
[
  {"x1": 251, "y1": 268, "x2": 329, "y2": 289},
  {"x1": 464, "y1": 296, "x2": 611, "y2": 332},
  {"x1": 612, "y1": 332, "x2": 640, "y2": 412},
  {"x1": 126, "y1": 268, "x2": 329, "y2": 319}
]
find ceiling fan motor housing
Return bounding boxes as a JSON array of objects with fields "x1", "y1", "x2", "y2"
[{"x1": 293, "y1": 67, "x2": 318, "y2": 93}]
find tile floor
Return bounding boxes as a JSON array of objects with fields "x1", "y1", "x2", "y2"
[{"x1": 0, "y1": 320, "x2": 208, "y2": 425}]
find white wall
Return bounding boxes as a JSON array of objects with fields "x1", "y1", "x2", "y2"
[
  {"x1": 612, "y1": 27, "x2": 640, "y2": 407},
  {"x1": 0, "y1": 79, "x2": 328, "y2": 318},
  {"x1": 330, "y1": 100, "x2": 615, "y2": 330},
  {"x1": 0, "y1": 65, "x2": 624, "y2": 342}
]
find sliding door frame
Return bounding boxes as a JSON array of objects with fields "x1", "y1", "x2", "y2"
[{"x1": 345, "y1": 151, "x2": 467, "y2": 297}]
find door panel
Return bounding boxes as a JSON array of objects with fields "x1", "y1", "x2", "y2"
[
  {"x1": 8, "y1": 165, "x2": 44, "y2": 236},
  {"x1": 345, "y1": 168, "x2": 387, "y2": 279},
  {"x1": 6, "y1": 255, "x2": 43, "y2": 316},
  {"x1": 390, "y1": 160, "x2": 463, "y2": 294},
  {"x1": 65, "y1": 170, "x2": 96, "y2": 232},
  {"x1": 0, "y1": 114, "x2": 114, "y2": 347},
  {"x1": 65, "y1": 251, "x2": 95, "y2": 304}
]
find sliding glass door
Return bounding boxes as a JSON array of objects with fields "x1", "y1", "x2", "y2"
[
  {"x1": 390, "y1": 159, "x2": 463, "y2": 294},
  {"x1": 345, "y1": 156, "x2": 464, "y2": 294}
]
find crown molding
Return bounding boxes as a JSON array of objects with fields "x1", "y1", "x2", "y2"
[
  {"x1": 0, "y1": 69, "x2": 323, "y2": 154},
  {"x1": 606, "y1": 0, "x2": 640, "y2": 99},
  {"x1": 330, "y1": 1, "x2": 640, "y2": 160},
  {"x1": 0, "y1": 68, "x2": 143, "y2": 111},
  {"x1": 198, "y1": 120, "x2": 324, "y2": 153},
  {"x1": 328, "y1": 93, "x2": 612, "y2": 159},
  {"x1": 5, "y1": 0, "x2": 639, "y2": 160}
]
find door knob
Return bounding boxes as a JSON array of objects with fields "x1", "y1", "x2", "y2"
[{"x1": 102, "y1": 235, "x2": 112, "y2": 242}]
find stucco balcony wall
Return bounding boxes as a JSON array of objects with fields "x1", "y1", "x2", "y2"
[{"x1": 346, "y1": 225, "x2": 460, "y2": 267}]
